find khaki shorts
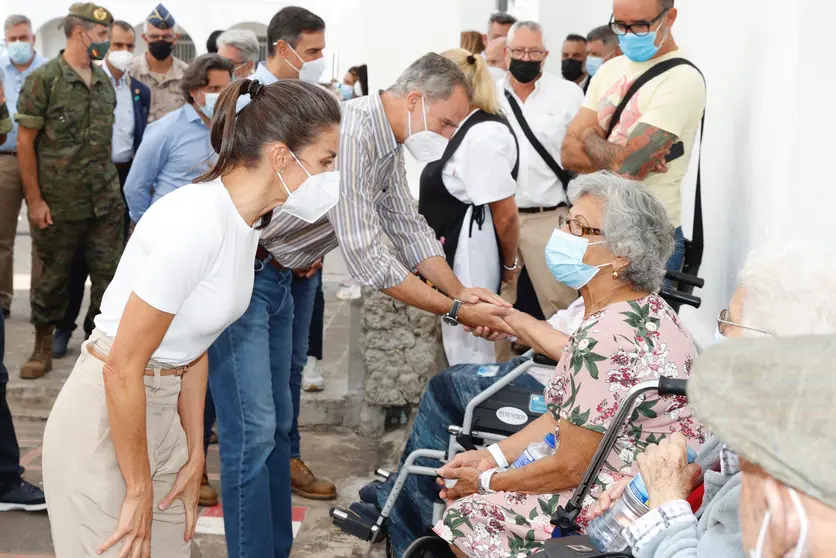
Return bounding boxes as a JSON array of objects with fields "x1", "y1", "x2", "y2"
[{"x1": 42, "y1": 331, "x2": 191, "y2": 557}]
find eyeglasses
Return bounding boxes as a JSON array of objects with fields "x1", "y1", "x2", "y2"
[
  {"x1": 507, "y1": 47, "x2": 547, "y2": 61},
  {"x1": 146, "y1": 34, "x2": 175, "y2": 42},
  {"x1": 717, "y1": 309, "x2": 771, "y2": 336},
  {"x1": 609, "y1": 10, "x2": 668, "y2": 36},
  {"x1": 558, "y1": 215, "x2": 603, "y2": 238}
]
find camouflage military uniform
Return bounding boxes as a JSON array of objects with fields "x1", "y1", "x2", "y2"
[
  {"x1": 129, "y1": 54, "x2": 188, "y2": 123},
  {"x1": 15, "y1": 54, "x2": 124, "y2": 330}
]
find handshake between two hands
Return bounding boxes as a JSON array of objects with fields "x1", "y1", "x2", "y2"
[{"x1": 453, "y1": 287, "x2": 519, "y2": 341}]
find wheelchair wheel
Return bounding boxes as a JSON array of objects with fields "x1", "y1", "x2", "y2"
[{"x1": 402, "y1": 535, "x2": 457, "y2": 558}]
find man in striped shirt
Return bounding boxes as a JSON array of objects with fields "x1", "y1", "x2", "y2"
[{"x1": 208, "y1": 31, "x2": 514, "y2": 555}]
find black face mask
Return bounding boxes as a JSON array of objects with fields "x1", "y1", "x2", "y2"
[
  {"x1": 148, "y1": 40, "x2": 174, "y2": 61},
  {"x1": 508, "y1": 58, "x2": 542, "y2": 84},
  {"x1": 562, "y1": 59, "x2": 585, "y2": 82}
]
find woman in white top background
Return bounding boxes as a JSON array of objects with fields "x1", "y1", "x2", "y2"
[
  {"x1": 418, "y1": 48, "x2": 520, "y2": 366},
  {"x1": 40, "y1": 79, "x2": 341, "y2": 558}
]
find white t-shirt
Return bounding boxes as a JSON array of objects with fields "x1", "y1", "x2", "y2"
[
  {"x1": 95, "y1": 179, "x2": 261, "y2": 366},
  {"x1": 499, "y1": 73, "x2": 585, "y2": 209}
]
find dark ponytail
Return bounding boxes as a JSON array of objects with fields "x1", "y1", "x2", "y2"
[{"x1": 195, "y1": 78, "x2": 342, "y2": 227}]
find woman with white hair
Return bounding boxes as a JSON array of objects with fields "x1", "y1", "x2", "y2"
[
  {"x1": 433, "y1": 171, "x2": 706, "y2": 557},
  {"x1": 590, "y1": 243, "x2": 836, "y2": 557}
]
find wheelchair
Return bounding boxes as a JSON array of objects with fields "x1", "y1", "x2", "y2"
[{"x1": 330, "y1": 270, "x2": 704, "y2": 556}]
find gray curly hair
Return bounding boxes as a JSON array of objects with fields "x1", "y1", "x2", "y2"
[{"x1": 568, "y1": 171, "x2": 674, "y2": 292}]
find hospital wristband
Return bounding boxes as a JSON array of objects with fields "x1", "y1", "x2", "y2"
[{"x1": 487, "y1": 444, "x2": 509, "y2": 469}]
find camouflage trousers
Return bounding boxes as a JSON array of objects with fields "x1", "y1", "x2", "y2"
[{"x1": 30, "y1": 211, "x2": 124, "y2": 329}]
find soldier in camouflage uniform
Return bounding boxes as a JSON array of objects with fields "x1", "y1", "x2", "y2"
[{"x1": 15, "y1": 3, "x2": 123, "y2": 379}]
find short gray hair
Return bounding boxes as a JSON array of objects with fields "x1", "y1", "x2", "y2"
[
  {"x1": 217, "y1": 29, "x2": 260, "y2": 62},
  {"x1": 388, "y1": 53, "x2": 473, "y2": 103},
  {"x1": 737, "y1": 244, "x2": 836, "y2": 336},
  {"x1": 4, "y1": 15, "x2": 31, "y2": 33},
  {"x1": 568, "y1": 171, "x2": 674, "y2": 292},
  {"x1": 587, "y1": 25, "x2": 618, "y2": 49},
  {"x1": 507, "y1": 21, "x2": 545, "y2": 46}
]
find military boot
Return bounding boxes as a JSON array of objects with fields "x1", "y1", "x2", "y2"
[{"x1": 19, "y1": 326, "x2": 54, "y2": 380}]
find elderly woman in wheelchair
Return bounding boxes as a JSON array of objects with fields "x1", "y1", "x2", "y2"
[{"x1": 343, "y1": 172, "x2": 709, "y2": 557}]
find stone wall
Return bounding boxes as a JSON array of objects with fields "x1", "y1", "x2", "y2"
[{"x1": 360, "y1": 287, "x2": 447, "y2": 406}]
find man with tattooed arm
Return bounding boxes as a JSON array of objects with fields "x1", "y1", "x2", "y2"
[{"x1": 562, "y1": 0, "x2": 705, "y2": 272}]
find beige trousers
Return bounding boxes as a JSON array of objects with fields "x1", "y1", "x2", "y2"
[
  {"x1": 496, "y1": 207, "x2": 578, "y2": 362},
  {"x1": 42, "y1": 331, "x2": 191, "y2": 557},
  {"x1": 0, "y1": 153, "x2": 42, "y2": 311}
]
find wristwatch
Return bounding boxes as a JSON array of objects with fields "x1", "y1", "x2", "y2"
[
  {"x1": 478, "y1": 468, "x2": 498, "y2": 495},
  {"x1": 442, "y1": 299, "x2": 462, "y2": 326}
]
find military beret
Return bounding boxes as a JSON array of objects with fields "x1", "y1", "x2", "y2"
[
  {"x1": 68, "y1": 3, "x2": 113, "y2": 25},
  {"x1": 147, "y1": 3, "x2": 175, "y2": 30}
]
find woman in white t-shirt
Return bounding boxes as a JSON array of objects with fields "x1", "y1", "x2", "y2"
[
  {"x1": 418, "y1": 49, "x2": 520, "y2": 365},
  {"x1": 40, "y1": 79, "x2": 341, "y2": 558}
]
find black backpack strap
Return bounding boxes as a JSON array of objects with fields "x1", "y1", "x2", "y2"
[
  {"x1": 604, "y1": 57, "x2": 706, "y2": 275},
  {"x1": 504, "y1": 90, "x2": 572, "y2": 190}
]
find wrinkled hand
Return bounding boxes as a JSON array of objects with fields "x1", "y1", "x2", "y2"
[
  {"x1": 97, "y1": 485, "x2": 153, "y2": 557},
  {"x1": 157, "y1": 458, "x2": 204, "y2": 542},
  {"x1": 636, "y1": 432, "x2": 701, "y2": 509},
  {"x1": 587, "y1": 477, "x2": 631, "y2": 520},
  {"x1": 454, "y1": 287, "x2": 512, "y2": 308},
  {"x1": 463, "y1": 324, "x2": 516, "y2": 342},
  {"x1": 458, "y1": 303, "x2": 515, "y2": 335},
  {"x1": 294, "y1": 259, "x2": 323, "y2": 279},
  {"x1": 441, "y1": 449, "x2": 497, "y2": 473},
  {"x1": 28, "y1": 198, "x2": 52, "y2": 230},
  {"x1": 437, "y1": 467, "x2": 481, "y2": 501}
]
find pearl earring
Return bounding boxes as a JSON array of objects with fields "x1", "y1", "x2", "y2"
[{"x1": 612, "y1": 270, "x2": 619, "y2": 279}]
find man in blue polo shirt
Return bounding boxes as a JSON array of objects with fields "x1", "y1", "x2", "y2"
[{"x1": 0, "y1": 14, "x2": 46, "y2": 319}]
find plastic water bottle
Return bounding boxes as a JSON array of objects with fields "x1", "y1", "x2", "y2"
[
  {"x1": 587, "y1": 446, "x2": 698, "y2": 551},
  {"x1": 511, "y1": 433, "x2": 556, "y2": 469}
]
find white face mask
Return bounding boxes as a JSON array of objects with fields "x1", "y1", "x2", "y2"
[
  {"x1": 284, "y1": 45, "x2": 326, "y2": 84},
  {"x1": 276, "y1": 151, "x2": 340, "y2": 224},
  {"x1": 749, "y1": 487, "x2": 809, "y2": 558},
  {"x1": 488, "y1": 66, "x2": 507, "y2": 82},
  {"x1": 714, "y1": 326, "x2": 728, "y2": 345},
  {"x1": 403, "y1": 95, "x2": 449, "y2": 163},
  {"x1": 107, "y1": 49, "x2": 133, "y2": 72}
]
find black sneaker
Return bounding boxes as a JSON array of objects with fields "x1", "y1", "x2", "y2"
[{"x1": 0, "y1": 480, "x2": 47, "y2": 512}]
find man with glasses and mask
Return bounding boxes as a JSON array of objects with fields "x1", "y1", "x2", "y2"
[
  {"x1": 129, "y1": 3, "x2": 188, "y2": 123},
  {"x1": 217, "y1": 28, "x2": 260, "y2": 79},
  {"x1": 496, "y1": 20, "x2": 584, "y2": 360},
  {"x1": 562, "y1": 0, "x2": 705, "y2": 273}
]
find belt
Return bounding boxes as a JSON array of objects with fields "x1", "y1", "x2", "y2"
[
  {"x1": 114, "y1": 160, "x2": 132, "y2": 170},
  {"x1": 0, "y1": 151, "x2": 15, "y2": 156},
  {"x1": 519, "y1": 203, "x2": 567, "y2": 214},
  {"x1": 86, "y1": 344, "x2": 195, "y2": 377},
  {"x1": 255, "y1": 245, "x2": 286, "y2": 272}
]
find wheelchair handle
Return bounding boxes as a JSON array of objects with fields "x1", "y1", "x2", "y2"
[
  {"x1": 664, "y1": 270, "x2": 705, "y2": 288},
  {"x1": 659, "y1": 378, "x2": 687, "y2": 397},
  {"x1": 660, "y1": 287, "x2": 702, "y2": 309}
]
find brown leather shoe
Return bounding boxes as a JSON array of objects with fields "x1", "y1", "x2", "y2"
[
  {"x1": 290, "y1": 458, "x2": 336, "y2": 501},
  {"x1": 20, "y1": 326, "x2": 54, "y2": 380},
  {"x1": 199, "y1": 470, "x2": 218, "y2": 507}
]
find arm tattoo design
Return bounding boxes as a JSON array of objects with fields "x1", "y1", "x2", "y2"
[
  {"x1": 582, "y1": 128, "x2": 624, "y2": 170},
  {"x1": 618, "y1": 123, "x2": 678, "y2": 179}
]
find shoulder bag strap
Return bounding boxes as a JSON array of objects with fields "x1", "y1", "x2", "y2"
[{"x1": 504, "y1": 90, "x2": 572, "y2": 190}]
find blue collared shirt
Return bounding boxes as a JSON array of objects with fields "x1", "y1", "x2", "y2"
[
  {"x1": 254, "y1": 62, "x2": 279, "y2": 85},
  {"x1": 0, "y1": 52, "x2": 48, "y2": 152},
  {"x1": 123, "y1": 103, "x2": 215, "y2": 223},
  {"x1": 101, "y1": 61, "x2": 135, "y2": 164}
]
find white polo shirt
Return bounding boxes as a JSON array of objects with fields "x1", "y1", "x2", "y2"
[{"x1": 500, "y1": 73, "x2": 584, "y2": 209}]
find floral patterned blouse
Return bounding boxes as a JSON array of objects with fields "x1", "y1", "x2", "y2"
[{"x1": 435, "y1": 293, "x2": 707, "y2": 557}]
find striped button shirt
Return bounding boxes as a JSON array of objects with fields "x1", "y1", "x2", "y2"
[{"x1": 260, "y1": 89, "x2": 444, "y2": 290}]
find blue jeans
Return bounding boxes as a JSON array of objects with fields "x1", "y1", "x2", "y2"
[
  {"x1": 208, "y1": 262, "x2": 295, "y2": 558},
  {"x1": 289, "y1": 272, "x2": 320, "y2": 458},
  {"x1": 376, "y1": 357, "x2": 544, "y2": 557}
]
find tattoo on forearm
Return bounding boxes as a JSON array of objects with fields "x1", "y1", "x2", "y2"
[
  {"x1": 582, "y1": 129, "x2": 625, "y2": 170},
  {"x1": 618, "y1": 123, "x2": 678, "y2": 178}
]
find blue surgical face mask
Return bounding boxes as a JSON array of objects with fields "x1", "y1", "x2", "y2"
[
  {"x1": 618, "y1": 19, "x2": 669, "y2": 62},
  {"x1": 200, "y1": 92, "x2": 220, "y2": 119},
  {"x1": 337, "y1": 83, "x2": 354, "y2": 101},
  {"x1": 586, "y1": 56, "x2": 604, "y2": 77},
  {"x1": 545, "y1": 229, "x2": 611, "y2": 290},
  {"x1": 7, "y1": 41, "x2": 33, "y2": 65}
]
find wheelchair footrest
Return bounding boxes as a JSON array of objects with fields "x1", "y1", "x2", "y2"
[{"x1": 330, "y1": 506, "x2": 385, "y2": 542}]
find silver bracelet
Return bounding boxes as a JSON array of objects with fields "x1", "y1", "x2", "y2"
[{"x1": 503, "y1": 258, "x2": 519, "y2": 271}]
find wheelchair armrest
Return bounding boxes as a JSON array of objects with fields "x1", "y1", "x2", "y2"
[
  {"x1": 665, "y1": 270, "x2": 705, "y2": 289},
  {"x1": 533, "y1": 353, "x2": 558, "y2": 367}
]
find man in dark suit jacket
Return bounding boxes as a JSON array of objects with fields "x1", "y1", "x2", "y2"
[{"x1": 51, "y1": 21, "x2": 152, "y2": 358}]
